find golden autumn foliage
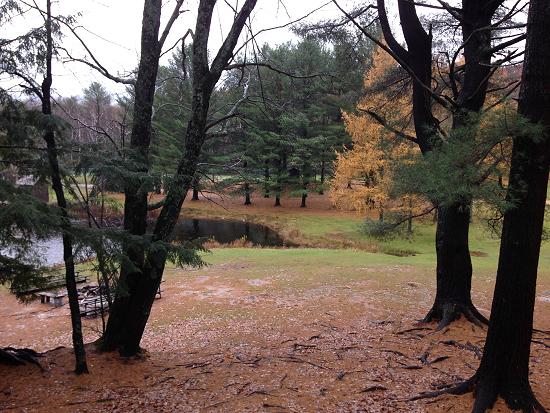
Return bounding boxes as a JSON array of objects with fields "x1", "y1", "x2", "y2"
[
  {"x1": 331, "y1": 44, "x2": 519, "y2": 218},
  {"x1": 331, "y1": 45, "x2": 420, "y2": 216}
]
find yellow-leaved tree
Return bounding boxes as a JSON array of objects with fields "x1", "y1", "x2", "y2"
[{"x1": 331, "y1": 44, "x2": 422, "y2": 228}]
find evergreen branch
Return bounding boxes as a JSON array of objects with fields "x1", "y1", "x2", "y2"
[
  {"x1": 18, "y1": 0, "x2": 135, "y2": 85},
  {"x1": 3, "y1": 69, "x2": 43, "y2": 100},
  {"x1": 483, "y1": 82, "x2": 521, "y2": 114},
  {"x1": 387, "y1": 205, "x2": 437, "y2": 229}
]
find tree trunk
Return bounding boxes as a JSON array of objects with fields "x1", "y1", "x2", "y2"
[
  {"x1": 275, "y1": 157, "x2": 282, "y2": 207},
  {"x1": 264, "y1": 160, "x2": 270, "y2": 198},
  {"x1": 42, "y1": 0, "x2": 88, "y2": 374},
  {"x1": 319, "y1": 159, "x2": 325, "y2": 195},
  {"x1": 101, "y1": 0, "x2": 258, "y2": 355},
  {"x1": 420, "y1": 1, "x2": 500, "y2": 328},
  {"x1": 101, "y1": 0, "x2": 163, "y2": 353},
  {"x1": 471, "y1": 1, "x2": 550, "y2": 410},
  {"x1": 244, "y1": 182, "x2": 251, "y2": 205},
  {"x1": 301, "y1": 165, "x2": 309, "y2": 208},
  {"x1": 423, "y1": 202, "x2": 487, "y2": 328},
  {"x1": 191, "y1": 175, "x2": 200, "y2": 200},
  {"x1": 378, "y1": 0, "x2": 498, "y2": 328},
  {"x1": 407, "y1": 198, "x2": 413, "y2": 235}
]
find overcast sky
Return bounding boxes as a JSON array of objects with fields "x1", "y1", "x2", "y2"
[
  {"x1": 2, "y1": 1, "x2": 525, "y2": 99},
  {"x1": 3, "y1": 0, "x2": 375, "y2": 98}
]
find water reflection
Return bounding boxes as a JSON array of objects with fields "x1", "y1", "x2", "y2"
[
  {"x1": 29, "y1": 218, "x2": 291, "y2": 266},
  {"x1": 172, "y1": 218, "x2": 290, "y2": 247}
]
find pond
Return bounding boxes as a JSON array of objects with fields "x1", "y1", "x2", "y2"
[
  {"x1": 29, "y1": 218, "x2": 291, "y2": 266},
  {"x1": 171, "y1": 218, "x2": 290, "y2": 247}
]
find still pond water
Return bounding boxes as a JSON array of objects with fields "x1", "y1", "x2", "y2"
[{"x1": 36, "y1": 218, "x2": 289, "y2": 266}]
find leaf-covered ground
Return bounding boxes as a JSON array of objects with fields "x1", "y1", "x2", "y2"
[{"x1": 1, "y1": 248, "x2": 549, "y2": 412}]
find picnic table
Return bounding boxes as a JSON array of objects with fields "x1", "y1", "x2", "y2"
[
  {"x1": 37, "y1": 290, "x2": 68, "y2": 308},
  {"x1": 78, "y1": 283, "x2": 163, "y2": 317},
  {"x1": 17, "y1": 273, "x2": 89, "y2": 295},
  {"x1": 80, "y1": 295, "x2": 110, "y2": 317}
]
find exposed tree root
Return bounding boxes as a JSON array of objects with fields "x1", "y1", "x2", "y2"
[
  {"x1": 410, "y1": 375, "x2": 547, "y2": 413},
  {"x1": 0, "y1": 347, "x2": 43, "y2": 369},
  {"x1": 422, "y1": 302, "x2": 489, "y2": 330},
  {"x1": 409, "y1": 377, "x2": 474, "y2": 401}
]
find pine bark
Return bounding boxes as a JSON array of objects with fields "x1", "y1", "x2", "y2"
[
  {"x1": 378, "y1": 0, "x2": 502, "y2": 326},
  {"x1": 423, "y1": 1, "x2": 502, "y2": 327},
  {"x1": 472, "y1": 1, "x2": 550, "y2": 410},
  {"x1": 423, "y1": 202, "x2": 487, "y2": 328}
]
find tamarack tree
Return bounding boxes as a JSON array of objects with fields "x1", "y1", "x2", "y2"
[{"x1": 331, "y1": 44, "x2": 421, "y2": 227}]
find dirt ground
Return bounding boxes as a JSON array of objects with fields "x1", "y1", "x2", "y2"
[
  {"x1": 1, "y1": 249, "x2": 549, "y2": 413},
  {"x1": 147, "y1": 191, "x2": 376, "y2": 222}
]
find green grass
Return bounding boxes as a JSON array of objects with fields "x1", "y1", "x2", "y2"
[
  {"x1": 182, "y1": 197, "x2": 550, "y2": 276},
  {"x1": 196, "y1": 205, "x2": 550, "y2": 277},
  {"x1": 199, "y1": 246, "x2": 550, "y2": 282}
]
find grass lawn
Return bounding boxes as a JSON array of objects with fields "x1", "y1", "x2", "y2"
[{"x1": 178, "y1": 193, "x2": 550, "y2": 275}]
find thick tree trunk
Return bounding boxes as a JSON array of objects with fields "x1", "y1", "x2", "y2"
[
  {"x1": 472, "y1": 156, "x2": 548, "y2": 411},
  {"x1": 378, "y1": 0, "x2": 499, "y2": 328},
  {"x1": 102, "y1": 0, "x2": 258, "y2": 355},
  {"x1": 101, "y1": 0, "x2": 162, "y2": 353},
  {"x1": 300, "y1": 193, "x2": 307, "y2": 208},
  {"x1": 421, "y1": 1, "x2": 500, "y2": 327},
  {"x1": 423, "y1": 202, "x2": 487, "y2": 328},
  {"x1": 471, "y1": 1, "x2": 550, "y2": 410},
  {"x1": 417, "y1": 3, "x2": 550, "y2": 409}
]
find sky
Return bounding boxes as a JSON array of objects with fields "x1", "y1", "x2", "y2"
[
  {"x1": 3, "y1": 0, "x2": 371, "y2": 98},
  {"x1": 2, "y1": 0, "x2": 525, "y2": 99}
]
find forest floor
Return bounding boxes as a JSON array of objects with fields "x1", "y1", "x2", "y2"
[
  {"x1": 1, "y1": 247, "x2": 549, "y2": 413},
  {"x1": 1, "y1": 194, "x2": 550, "y2": 412}
]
